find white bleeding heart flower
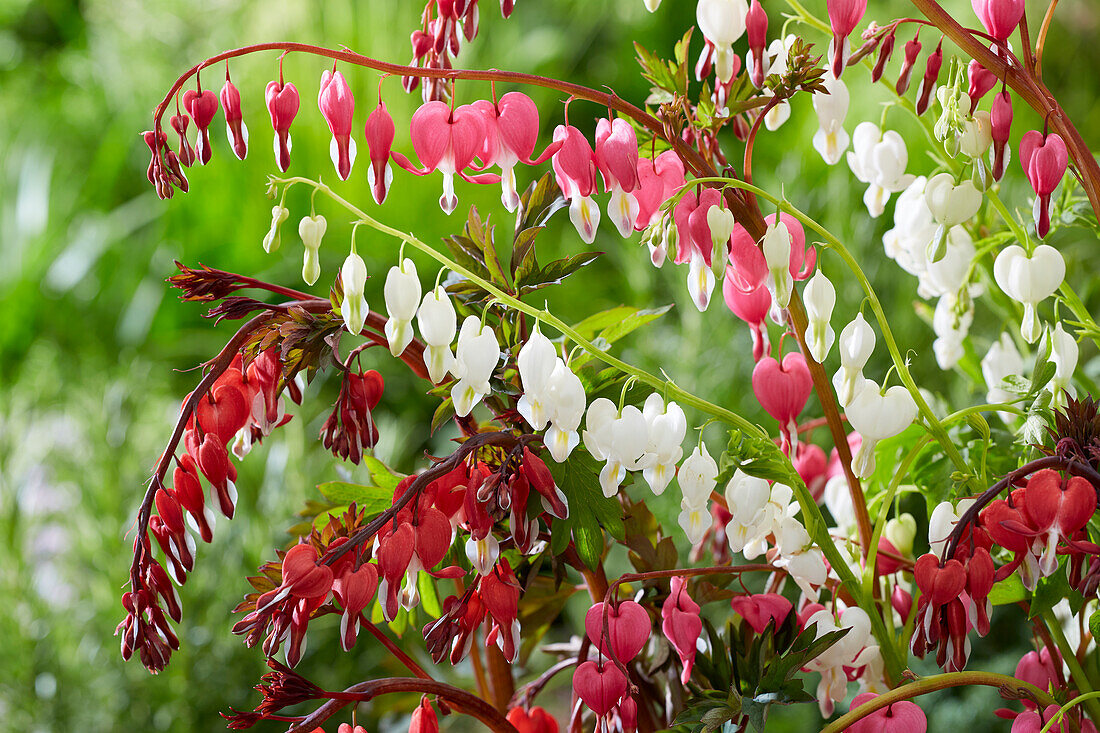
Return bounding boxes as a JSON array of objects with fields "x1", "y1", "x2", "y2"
[
  {"x1": 298, "y1": 215, "x2": 327, "y2": 286},
  {"x1": 928, "y1": 498, "x2": 976, "y2": 556},
  {"x1": 762, "y1": 220, "x2": 794, "y2": 308},
  {"x1": 812, "y1": 72, "x2": 850, "y2": 165},
  {"x1": 918, "y1": 225, "x2": 975, "y2": 299},
  {"x1": 687, "y1": 249, "x2": 716, "y2": 312},
  {"x1": 516, "y1": 324, "x2": 559, "y2": 431},
  {"x1": 641, "y1": 394, "x2": 687, "y2": 495},
  {"x1": 803, "y1": 270, "x2": 836, "y2": 363},
  {"x1": 723, "y1": 470, "x2": 772, "y2": 555},
  {"x1": 679, "y1": 442, "x2": 718, "y2": 507},
  {"x1": 959, "y1": 111, "x2": 993, "y2": 158},
  {"x1": 884, "y1": 513, "x2": 917, "y2": 557},
  {"x1": 417, "y1": 285, "x2": 457, "y2": 384},
  {"x1": 1048, "y1": 322, "x2": 1078, "y2": 410},
  {"x1": 339, "y1": 251, "x2": 368, "y2": 336},
  {"x1": 759, "y1": 36, "x2": 796, "y2": 130},
  {"x1": 981, "y1": 332, "x2": 1025, "y2": 414},
  {"x1": 932, "y1": 292, "x2": 974, "y2": 370},
  {"x1": 697, "y1": 0, "x2": 750, "y2": 83},
  {"x1": 678, "y1": 500, "x2": 714, "y2": 545},
  {"x1": 832, "y1": 313, "x2": 876, "y2": 407},
  {"x1": 845, "y1": 379, "x2": 918, "y2": 478},
  {"x1": 450, "y1": 315, "x2": 501, "y2": 417},
  {"x1": 544, "y1": 360, "x2": 586, "y2": 462},
  {"x1": 707, "y1": 205, "x2": 736, "y2": 263},
  {"x1": 583, "y1": 400, "x2": 652, "y2": 497},
  {"x1": 383, "y1": 257, "x2": 422, "y2": 357},
  {"x1": 263, "y1": 205, "x2": 290, "y2": 253},
  {"x1": 846, "y1": 122, "x2": 916, "y2": 217},
  {"x1": 924, "y1": 172, "x2": 982, "y2": 261},
  {"x1": 993, "y1": 243, "x2": 1065, "y2": 343},
  {"x1": 465, "y1": 534, "x2": 500, "y2": 576}
]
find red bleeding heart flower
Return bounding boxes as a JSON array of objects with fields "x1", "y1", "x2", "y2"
[
  {"x1": 572, "y1": 659, "x2": 628, "y2": 718},
  {"x1": 183, "y1": 86, "x2": 219, "y2": 165},
  {"x1": 219, "y1": 74, "x2": 248, "y2": 160},
  {"x1": 584, "y1": 600, "x2": 650, "y2": 663},
  {"x1": 661, "y1": 577, "x2": 702, "y2": 684},
  {"x1": 265, "y1": 80, "x2": 299, "y2": 172},
  {"x1": 1019, "y1": 131, "x2": 1068, "y2": 238},
  {"x1": 318, "y1": 68, "x2": 357, "y2": 181},
  {"x1": 730, "y1": 593, "x2": 793, "y2": 634}
]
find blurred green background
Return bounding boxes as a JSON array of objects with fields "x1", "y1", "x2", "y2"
[{"x1": 2, "y1": 0, "x2": 1099, "y2": 731}]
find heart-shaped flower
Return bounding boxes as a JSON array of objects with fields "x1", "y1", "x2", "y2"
[
  {"x1": 993, "y1": 243, "x2": 1065, "y2": 343},
  {"x1": 572, "y1": 660, "x2": 628, "y2": 717},
  {"x1": 281, "y1": 543, "x2": 334, "y2": 599},
  {"x1": 584, "y1": 600, "x2": 651, "y2": 662},
  {"x1": 846, "y1": 380, "x2": 917, "y2": 477}
]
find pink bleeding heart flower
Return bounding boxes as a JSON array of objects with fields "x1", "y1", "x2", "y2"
[
  {"x1": 632, "y1": 150, "x2": 686, "y2": 231},
  {"x1": 792, "y1": 442, "x2": 827, "y2": 500},
  {"x1": 730, "y1": 593, "x2": 793, "y2": 634},
  {"x1": 1019, "y1": 131, "x2": 1068, "y2": 238},
  {"x1": 472, "y1": 92, "x2": 559, "y2": 212},
  {"x1": 170, "y1": 114, "x2": 195, "y2": 167},
  {"x1": 967, "y1": 60, "x2": 997, "y2": 114},
  {"x1": 896, "y1": 35, "x2": 921, "y2": 96},
  {"x1": 220, "y1": 75, "x2": 248, "y2": 160},
  {"x1": 318, "y1": 69, "x2": 357, "y2": 181},
  {"x1": 551, "y1": 124, "x2": 601, "y2": 243},
  {"x1": 396, "y1": 101, "x2": 488, "y2": 214},
  {"x1": 752, "y1": 351, "x2": 812, "y2": 451},
  {"x1": 727, "y1": 212, "x2": 815, "y2": 294},
  {"x1": 265, "y1": 80, "x2": 299, "y2": 173},
  {"x1": 661, "y1": 577, "x2": 702, "y2": 684},
  {"x1": 595, "y1": 117, "x2": 641, "y2": 237},
  {"x1": 584, "y1": 600, "x2": 651, "y2": 663},
  {"x1": 572, "y1": 660, "x2": 628, "y2": 718},
  {"x1": 723, "y1": 274, "x2": 772, "y2": 361},
  {"x1": 183, "y1": 86, "x2": 219, "y2": 166},
  {"x1": 332, "y1": 562, "x2": 379, "y2": 651},
  {"x1": 990, "y1": 90, "x2": 1013, "y2": 181},
  {"x1": 1015, "y1": 647, "x2": 1061, "y2": 708},
  {"x1": 847, "y1": 692, "x2": 928, "y2": 733},
  {"x1": 746, "y1": 0, "x2": 769, "y2": 87},
  {"x1": 364, "y1": 102, "x2": 395, "y2": 204},
  {"x1": 827, "y1": 0, "x2": 867, "y2": 78},
  {"x1": 972, "y1": 0, "x2": 1025, "y2": 41},
  {"x1": 1011, "y1": 706, "x2": 1099, "y2": 733}
]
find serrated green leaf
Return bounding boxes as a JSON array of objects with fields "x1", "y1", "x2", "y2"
[
  {"x1": 548, "y1": 451, "x2": 625, "y2": 567},
  {"x1": 518, "y1": 251, "x2": 601, "y2": 291}
]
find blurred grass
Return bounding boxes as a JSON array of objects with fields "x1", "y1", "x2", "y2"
[{"x1": 1, "y1": 0, "x2": 1099, "y2": 730}]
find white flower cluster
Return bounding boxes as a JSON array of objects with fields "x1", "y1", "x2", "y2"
[
  {"x1": 515, "y1": 325, "x2": 586, "y2": 462},
  {"x1": 583, "y1": 394, "x2": 688, "y2": 499}
]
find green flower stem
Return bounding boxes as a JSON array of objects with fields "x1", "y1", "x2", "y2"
[
  {"x1": 865, "y1": 435, "x2": 931, "y2": 602},
  {"x1": 689, "y1": 176, "x2": 978, "y2": 492},
  {"x1": 1042, "y1": 609, "x2": 1100, "y2": 725},
  {"x1": 1041, "y1": 691, "x2": 1100, "y2": 733},
  {"x1": 273, "y1": 176, "x2": 765, "y2": 439},
  {"x1": 819, "y1": 671, "x2": 1059, "y2": 732}
]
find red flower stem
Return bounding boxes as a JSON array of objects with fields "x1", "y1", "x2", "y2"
[
  {"x1": 151, "y1": 42, "x2": 757, "y2": 226},
  {"x1": 510, "y1": 657, "x2": 579, "y2": 708},
  {"x1": 1035, "y1": 0, "x2": 1060, "y2": 77},
  {"x1": 288, "y1": 677, "x2": 519, "y2": 733},
  {"x1": 361, "y1": 620, "x2": 433, "y2": 680},
  {"x1": 819, "y1": 671, "x2": 1058, "y2": 733},
  {"x1": 908, "y1": 0, "x2": 1100, "y2": 218}
]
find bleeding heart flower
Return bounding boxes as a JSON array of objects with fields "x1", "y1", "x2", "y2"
[
  {"x1": 595, "y1": 117, "x2": 641, "y2": 237},
  {"x1": 266, "y1": 80, "x2": 299, "y2": 172},
  {"x1": 551, "y1": 124, "x2": 601, "y2": 243},
  {"x1": 1024, "y1": 468, "x2": 1097, "y2": 575},
  {"x1": 752, "y1": 351, "x2": 812, "y2": 451},
  {"x1": 572, "y1": 660, "x2": 628, "y2": 718},
  {"x1": 826, "y1": 0, "x2": 867, "y2": 77},
  {"x1": 845, "y1": 379, "x2": 918, "y2": 478},
  {"x1": 730, "y1": 593, "x2": 793, "y2": 634},
  {"x1": 846, "y1": 692, "x2": 928, "y2": 733},
  {"x1": 400, "y1": 101, "x2": 488, "y2": 214},
  {"x1": 993, "y1": 243, "x2": 1065, "y2": 343},
  {"x1": 1019, "y1": 131, "x2": 1068, "y2": 238},
  {"x1": 506, "y1": 706, "x2": 559, "y2": 733},
  {"x1": 332, "y1": 562, "x2": 379, "y2": 651},
  {"x1": 661, "y1": 576, "x2": 703, "y2": 684},
  {"x1": 584, "y1": 600, "x2": 651, "y2": 662},
  {"x1": 183, "y1": 87, "x2": 219, "y2": 166},
  {"x1": 364, "y1": 102, "x2": 395, "y2": 204},
  {"x1": 971, "y1": 0, "x2": 1025, "y2": 41},
  {"x1": 281, "y1": 543, "x2": 335, "y2": 600},
  {"x1": 317, "y1": 69, "x2": 357, "y2": 181},
  {"x1": 219, "y1": 76, "x2": 248, "y2": 160}
]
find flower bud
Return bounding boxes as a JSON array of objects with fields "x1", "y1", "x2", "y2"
[
  {"x1": 763, "y1": 220, "x2": 793, "y2": 307},
  {"x1": 990, "y1": 90, "x2": 1013, "y2": 181},
  {"x1": 895, "y1": 35, "x2": 921, "y2": 96},
  {"x1": 298, "y1": 215, "x2": 327, "y2": 285},
  {"x1": 1048, "y1": 322, "x2": 1078, "y2": 410},
  {"x1": 220, "y1": 76, "x2": 248, "y2": 160},
  {"x1": 967, "y1": 60, "x2": 996, "y2": 113},
  {"x1": 746, "y1": 0, "x2": 769, "y2": 87},
  {"x1": 318, "y1": 69, "x2": 357, "y2": 181},
  {"x1": 340, "y1": 251, "x2": 368, "y2": 335},
  {"x1": 266, "y1": 81, "x2": 300, "y2": 172},
  {"x1": 803, "y1": 271, "x2": 836, "y2": 363},
  {"x1": 263, "y1": 205, "x2": 289, "y2": 253},
  {"x1": 833, "y1": 312, "x2": 875, "y2": 407},
  {"x1": 417, "y1": 285, "x2": 457, "y2": 383},
  {"x1": 871, "y1": 31, "x2": 895, "y2": 82},
  {"x1": 706, "y1": 204, "x2": 736, "y2": 258},
  {"x1": 383, "y1": 258, "x2": 422, "y2": 356}
]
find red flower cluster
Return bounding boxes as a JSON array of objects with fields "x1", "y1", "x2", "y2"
[
  {"x1": 320, "y1": 369, "x2": 385, "y2": 464},
  {"x1": 120, "y1": 349, "x2": 294, "y2": 672}
]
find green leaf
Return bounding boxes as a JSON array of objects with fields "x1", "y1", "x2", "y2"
[
  {"x1": 465, "y1": 207, "x2": 509, "y2": 287},
  {"x1": 515, "y1": 172, "x2": 566, "y2": 232},
  {"x1": 1030, "y1": 569, "x2": 1070, "y2": 619},
  {"x1": 1089, "y1": 609, "x2": 1100, "y2": 642},
  {"x1": 634, "y1": 41, "x2": 679, "y2": 94},
  {"x1": 316, "y1": 482, "x2": 392, "y2": 512},
  {"x1": 517, "y1": 251, "x2": 601, "y2": 291},
  {"x1": 569, "y1": 305, "x2": 672, "y2": 370},
  {"x1": 511, "y1": 226, "x2": 541, "y2": 283},
  {"x1": 548, "y1": 451, "x2": 625, "y2": 569},
  {"x1": 989, "y1": 573, "x2": 1026, "y2": 606},
  {"x1": 418, "y1": 571, "x2": 442, "y2": 618}
]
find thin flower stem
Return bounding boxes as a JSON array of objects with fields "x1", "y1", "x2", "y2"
[
  {"x1": 819, "y1": 671, "x2": 1059, "y2": 732},
  {"x1": 1041, "y1": 690, "x2": 1100, "y2": 733},
  {"x1": 1035, "y1": 0, "x2": 1060, "y2": 78},
  {"x1": 361, "y1": 620, "x2": 433, "y2": 680},
  {"x1": 271, "y1": 176, "x2": 767, "y2": 439},
  {"x1": 865, "y1": 434, "x2": 932, "y2": 596},
  {"x1": 288, "y1": 677, "x2": 520, "y2": 733},
  {"x1": 1042, "y1": 609, "x2": 1100, "y2": 724}
]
